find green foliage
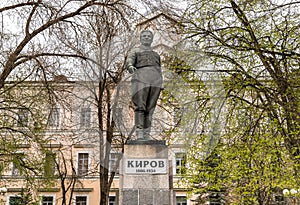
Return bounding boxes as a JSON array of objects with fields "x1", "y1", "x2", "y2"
[
  {"x1": 177, "y1": 0, "x2": 300, "y2": 203},
  {"x1": 9, "y1": 189, "x2": 39, "y2": 205},
  {"x1": 43, "y1": 151, "x2": 56, "y2": 179},
  {"x1": 0, "y1": 160, "x2": 4, "y2": 174},
  {"x1": 0, "y1": 82, "x2": 57, "y2": 203},
  {"x1": 161, "y1": 54, "x2": 210, "y2": 143}
]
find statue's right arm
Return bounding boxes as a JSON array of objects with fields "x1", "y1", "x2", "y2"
[{"x1": 126, "y1": 49, "x2": 137, "y2": 74}]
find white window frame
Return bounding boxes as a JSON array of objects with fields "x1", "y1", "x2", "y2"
[
  {"x1": 109, "y1": 152, "x2": 121, "y2": 175},
  {"x1": 108, "y1": 195, "x2": 117, "y2": 205},
  {"x1": 80, "y1": 107, "x2": 92, "y2": 128},
  {"x1": 40, "y1": 194, "x2": 56, "y2": 205},
  {"x1": 17, "y1": 108, "x2": 30, "y2": 127},
  {"x1": 1, "y1": 114, "x2": 10, "y2": 127},
  {"x1": 174, "y1": 152, "x2": 186, "y2": 175},
  {"x1": 75, "y1": 151, "x2": 91, "y2": 176},
  {"x1": 6, "y1": 195, "x2": 24, "y2": 205},
  {"x1": 48, "y1": 107, "x2": 61, "y2": 128},
  {"x1": 172, "y1": 107, "x2": 182, "y2": 127},
  {"x1": 73, "y1": 194, "x2": 89, "y2": 205},
  {"x1": 10, "y1": 151, "x2": 25, "y2": 176},
  {"x1": 44, "y1": 151, "x2": 58, "y2": 177},
  {"x1": 175, "y1": 195, "x2": 189, "y2": 205}
]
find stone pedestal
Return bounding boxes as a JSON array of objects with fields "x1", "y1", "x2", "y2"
[{"x1": 119, "y1": 140, "x2": 171, "y2": 205}]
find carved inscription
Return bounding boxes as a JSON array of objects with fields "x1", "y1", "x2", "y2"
[{"x1": 125, "y1": 159, "x2": 167, "y2": 174}]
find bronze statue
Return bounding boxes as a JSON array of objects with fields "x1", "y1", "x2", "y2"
[{"x1": 126, "y1": 30, "x2": 163, "y2": 140}]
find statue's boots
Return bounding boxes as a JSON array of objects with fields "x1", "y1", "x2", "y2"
[
  {"x1": 143, "y1": 128, "x2": 151, "y2": 140},
  {"x1": 135, "y1": 111, "x2": 145, "y2": 140},
  {"x1": 136, "y1": 128, "x2": 144, "y2": 140}
]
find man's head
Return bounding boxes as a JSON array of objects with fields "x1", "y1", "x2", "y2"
[{"x1": 140, "y1": 30, "x2": 154, "y2": 46}]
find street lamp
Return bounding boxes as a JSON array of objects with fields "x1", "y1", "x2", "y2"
[
  {"x1": 0, "y1": 187, "x2": 7, "y2": 195},
  {"x1": 283, "y1": 189, "x2": 290, "y2": 195},
  {"x1": 283, "y1": 188, "x2": 300, "y2": 205}
]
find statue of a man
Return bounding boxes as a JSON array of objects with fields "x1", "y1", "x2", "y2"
[{"x1": 126, "y1": 30, "x2": 163, "y2": 140}]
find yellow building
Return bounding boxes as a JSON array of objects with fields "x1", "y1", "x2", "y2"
[{"x1": 0, "y1": 80, "x2": 191, "y2": 205}]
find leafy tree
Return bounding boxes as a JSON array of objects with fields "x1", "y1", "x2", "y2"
[
  {"x1": 161, "y1": 55, "x2": 210, "y2": 143},
  {"x1": 0, "y1": 81, "x2": 75, "y2": 204},
  {"x1": 174, "y1": 0, "x2": 300, "y2": 204}
]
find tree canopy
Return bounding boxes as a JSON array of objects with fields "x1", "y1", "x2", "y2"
[{"x1": 177, "y1": 0, "x2": 300, "y2": 204}]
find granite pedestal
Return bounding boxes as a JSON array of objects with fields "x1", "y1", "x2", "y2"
[{"x1": 119, "y1": 140, "x2": 171, "y2": 205}]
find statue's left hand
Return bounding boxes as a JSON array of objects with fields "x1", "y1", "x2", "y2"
[{"x1": 128, "y1": 65, "x2": 137, "y2": 74}]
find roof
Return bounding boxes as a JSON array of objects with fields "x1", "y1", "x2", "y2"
[{"x1": 135, "y1": 11, "x2": 181, "y2": 27}]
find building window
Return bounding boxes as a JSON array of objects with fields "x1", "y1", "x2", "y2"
[
  {"x1": 44, "y1": 152, "x2": 56, "y2": 177},
  {"x1": 80, "y1": 108, "x2": 91, "y2": 128},
  {"x1": 12, "y1": 161, "x2": 21, "y2": 176},
  {"x1": 109, "y1": 153, "x2": 121, "y2": 175},
  {"x1": 175, "y1": 153, "x2": 186, "y2": 175},
  {"x1": 48, "y1": 107, "x2": 60, "y2": 127},
  {"x1": 41, "y1": 196, "x2": 54, "y2": 205},
  {"x1": 17, "y1": 109, "x2": 29, "y2": 127},
  {"x1": 274, "y1": 195, "x2": 284, "y2": 204},
  {"x1": 176, "y1": 196, "x2": 187, "y2": 205},
  {"x1": 77, "y1": 153, "x2": 89, "y2": 176},
  {"x1": 173, "y1": 107, "x2": 182, "y2": 127},
  {"x1": 0, "y1": 114, "x2": 10, "y2": 127},
  {"x1": 12, "y1": 153, "x2": 24, "y2": 176},
  {"x1": 108, "y1": 196, "x2": 116, "y2": 205},
  {"x1": 114, "y1": 107, "x2": 123, "y2": 129},
  {"x1": 208, "y1": 191, "x2": 223, "y2": 205},
  {"x1": 75, "y1": 196, "x2": 87, "y2": 205},
  {"x1": 9, "y1": 196, "x2": 26, "y2": 205}
]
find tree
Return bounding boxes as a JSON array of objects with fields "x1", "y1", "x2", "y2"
[
  {"x1": 0, "y1": 81, "x2": 56, "y2": 204},
  {"x1": 0, "y1": 1, "x2": 138, "y2": 204},
  {"x1": 67, "y1": 3, "x2": 186, "y2": 204},
  {"x1": 0, "y1": 0, "x2": 136, "y2": 88},
  {"x1": 175, "y1": 0, "x2": 300, "y2": 204},
  {"x1": 0, "y1": 1, "x2": 189, "y2": 204},
  {"x1": 62, "y1": 6, "x2": 134, "y2": 204}
]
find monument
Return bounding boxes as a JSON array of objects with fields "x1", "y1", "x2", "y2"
[
  {"x1": 125, "y1": 30, "x2": 163, "y2": 140},
  {"x1": 119, "y1": 30, "x2": 171, "y2": 205}
]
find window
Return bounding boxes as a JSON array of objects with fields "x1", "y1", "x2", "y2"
[
  {"x1": 176, "y1": 196, "x2": 187, "y2": 205},
  {"x1": 77, "y1": 153, "x2": 89, "y2": 176},
  {"x1": 109, "y1": 153, "x2": 121, "y2": 175},
  {"x1": 48, "y1": 108, "x2": 60, "y2": 127},
  {"x1": 114, "y1": 107, "x2": 123, "y2": 128},
  {"x1": 17, "y1": 109, "x2": 29, "y2": 127},
  {"x1": 0, "y1": 114, "x2": 10, "y2": 127},
  {"x1": 12, "y1": 153, "x2": 24, "y2": 176},
  {"x1": 80, "y1": 108, "x2": 91, "y2": 128},
  {"x1": 12, "y1": 162, "x2": 21, "y2": 176},
  {"x1": 9, "y1": 196, "x2": 26, "y2": 205},
  {"x1": 175, "y1": 153, "x2": 186, "y2": 175},
  {"x1": 173, "y1": 107, "x2": 182, "y2": 127},
  {"x1": 75, "y1": 196, "x2": 87, "y2": 205},
  {"x1": 108, "y1": 196, "x2": 116, "y2": 205},
  {"x1": 0, "y1": 160, "x2": 4, "y2": 173},
  {"x1": 44, "y1": 152, "x2": 56, "y2": 177},
  {"x1": 274, "y1": 195, "x2": 285, "y2": 205},
  {"x1": 41, "y1": 196, "x2": 54, "y2": 205},
  {"x1": 208, "y1": 192, "x2": 223, "y2": 205}
]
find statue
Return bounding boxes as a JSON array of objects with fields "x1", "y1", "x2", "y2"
[{"x1": 126, "y1": 30, "x2": 163, "y2": 140}]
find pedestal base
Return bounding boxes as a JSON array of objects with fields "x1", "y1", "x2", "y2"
[
  {"x1": 119, "y1": 140, "x2": 171, "y2": 205},
  {"x1": 122, "y1": 189, "x2": 170, "y2": 205}
]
